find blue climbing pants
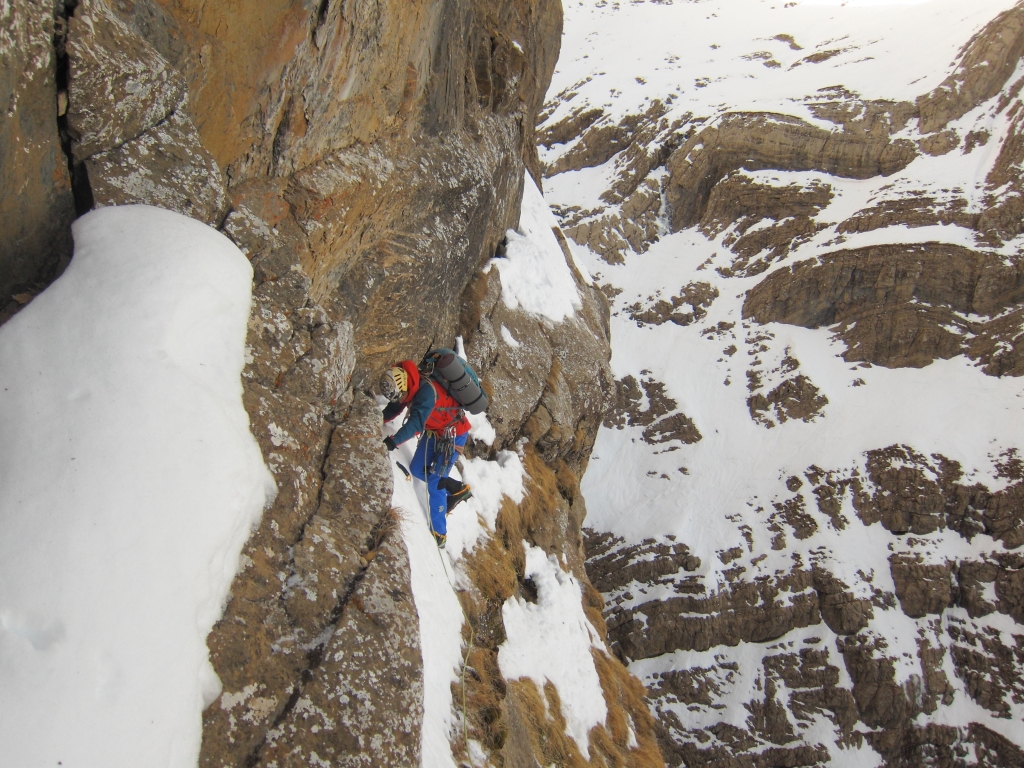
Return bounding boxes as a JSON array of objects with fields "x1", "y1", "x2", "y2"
[{"x1": 410, "y1": 431, "x2": 468, "y2": 537}]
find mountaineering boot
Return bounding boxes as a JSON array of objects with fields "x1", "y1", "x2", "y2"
[
  {"x1": 432, "y1": 531, "x2": 447, "y2": 549},
  {"x1": 446, "y1": 483, "x2": 472, "y2": 515}
]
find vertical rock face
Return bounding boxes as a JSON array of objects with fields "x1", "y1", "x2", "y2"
[
  {"x1": 106, "y1": 0, "x2": 563, "y2": 382},
  {"x1": 0, "y1": 1, "x2": 75, "y2": 322},
  {"x1": 2, "y1": 0, "x2": 661, "y2": 765}
]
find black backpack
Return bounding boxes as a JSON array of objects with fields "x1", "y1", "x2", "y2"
[{"x1": 421, "y1": 348, "x2": 488, "y2": 415}]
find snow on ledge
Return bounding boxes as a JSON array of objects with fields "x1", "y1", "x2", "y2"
[
  {"x1": 486, "y1": 173, "x2": 583, "y2": 324},
  {"x1": 498, "y1": 543, "x2": 608, "y2": 758},
  {"x1": 0, "y1": 205, "x2": 276, "y2": 766}
]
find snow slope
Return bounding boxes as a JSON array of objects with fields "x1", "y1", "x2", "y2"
[
  {"x1": 0, "y1": 205, "x2": 275, "y2": 766},
  {"x1": 543, "y1": 0, "x2": 1024, "y2": 761}
]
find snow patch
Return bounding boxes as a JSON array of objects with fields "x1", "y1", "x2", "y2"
[
  {"x1": 487, "y1": 174, "x2": 582, "y2": 323},
  {"x1": 0, "y1": 204, "x2": 275, "y2": 766},
  {"x1": 498, "y1": 544, "x2": 608, "y2": 758}
]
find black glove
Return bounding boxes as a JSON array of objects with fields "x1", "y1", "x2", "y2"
[{"x1": 383, "y1": 435, "x2": 397, "y2": 452}]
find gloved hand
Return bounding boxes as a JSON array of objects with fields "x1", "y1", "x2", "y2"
[{"x1": 383, "y1": 435, "x2": 397, "y2": 452}]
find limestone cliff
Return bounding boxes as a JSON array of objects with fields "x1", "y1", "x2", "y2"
[{"x1": 0, "y1": 0, "x2": 663, "y2": 765}]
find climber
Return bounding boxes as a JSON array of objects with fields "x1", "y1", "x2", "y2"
[{"x1": 380, "y1": 358, "x2": 473, "y2": 548}]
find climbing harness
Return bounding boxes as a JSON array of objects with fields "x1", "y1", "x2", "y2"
[{"x1": 427, "y1": 426, "x2": 459, "y2": 474}]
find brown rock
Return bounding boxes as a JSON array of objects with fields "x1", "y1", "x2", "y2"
[
  {"x1": 853, "y1": 445, "x2": 965, "y2": 535},
  {"x1": 742, "y1": 243, "x2": 1024, "y2": 373},
  {"x1": 66, "y1": 0, "x2": 187, "y2": 162},
  {"x1": 202, "y1": 395, "x2": 394, "y2": 766},
  {"x1": 917, "y1": 3, "x2": 1024, "y2": 134},
  {"x1": 700, "y1": 173, "x2": 832, "y2": 277},
  {"x1": 946, "y1": 615, "x2": 1023, "y2": 718},
  {"x1": 626, "y1": 281, "x2": 718, "y2": 327},
  {"x1": 889, "y1": 554, "x2": 952, "y2": 618},
  {"x1": 748, "y1": 374, "x2": 827, "y2": 427},
  {"x1": 812, "y1": 568, "x2": 872, "y2": 635},
  {"x1": 917, "y1": 129, "x2": 961, "y2": 156},
  {"x1": 837, "y1": 632, "x2": 912, "y2": 729},
  {"x1": 253, "y1": 532, "x2": 423, "y2": 768},
  {"x1": 460, "y1": 239, "x2": 615, "y2": 472},
  {"x1": 563, "y1": 178, "x2": 663, "y2": 262},
  {"x1": 664, "y1": 111, "x2": 917, "y2": 231},
  {"x1": 806, "y1": 92, "x2": 917, "y2": 137},
  {"x1": 85, "y1": 108, "x2": 228, "y2": 224},
  {"x1": 0, "y1": 1, "x2": 75, "y2": 315},
  {"x1": 652, "y1": 642, "x2": 842, "y2": 768},
  {"x1": 606, "y1": 568, "x2": 820, "y2": 660},
  {"x1": 585, "y1": 531, "x2": 701, "y2": 595},
  {"x1": 956, "y1": 559, "x2": 1000, "y2": 618},
  {"x1": 837, "y1": 191, "x2": 980, "y2": 236},
  {"x1": 543, "y1": 99, "x2": 668, "y2": 178},
  {"x1": 603, "y1": 374, "x2": 702, "y2": 446}
]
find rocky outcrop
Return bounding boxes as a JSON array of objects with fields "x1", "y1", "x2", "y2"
[
  {"x1": 625, "y1": 281, "x2": 718, "y2": 328},
  {"x1": 851, "y1": 445, "x2": 1024, "y2": 548},
  {"x1": 539, "y1": 99, "x2": 687, "y2": 263},
  {"x1": 836, "y1": 193, "x2": 981, "y2": 237},
  {"x1": 252, "y1": 532, "x2": 423, "y2": 767},
  {"x1": 700, "y1": 174, "x2": 832, "y2": 278},
  {"x1": 460, "y1": 248, "x2": 615, "y2": 474},
  {"x1": 603, "y1": 374, "x2": 702, "y2": 446},
  {"x1": 584, "y1": 443, "x2": 1024, "y2": 766},
  {"x1": 743, "y1": 243, "x2": 1024, "y2": 375},
  {"x1": 66, "y1": 1, "x2": 227, "y2": 222},
  {"x1": 917, "y1": 3, "x2": 1024, "y2": 133},
  {"x1": 664, "y1": 111, "x2": 917, "y2": 232}
]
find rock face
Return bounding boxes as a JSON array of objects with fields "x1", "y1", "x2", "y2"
[
  {"x1": 744, "y1": 244, "x2": 1024, "y2": 375},
  {"x1": 104, "y1": 0, "x2": 564, "y2": 383},
  {"x1": 583, "y1": 445, "x2": 1024, "y2": 766},
  {"x1": 2, "y1": 0, "x2": 664, "y2": 764},
  {"x1": 664, "y1": 111, "x2": 917, "y2": 233},
  {"x1": 0, "y1": 1, "x2": 76, "y2": 323}
]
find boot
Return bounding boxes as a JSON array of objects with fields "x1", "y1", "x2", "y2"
[{"x1": 446, "y1": 483, "x2": 472, "y2": 514}]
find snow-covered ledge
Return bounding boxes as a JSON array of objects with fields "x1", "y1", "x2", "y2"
[{"x1": 0, "y1": 205, "x2": 275, "y2": 765}]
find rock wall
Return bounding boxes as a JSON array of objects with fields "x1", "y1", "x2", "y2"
[
  {"x1": 0, "y1": 1, "x2": 76, "y2": 324},
  {"x1": 1, "y1": 0, "x2": 665, "y2": 765}
]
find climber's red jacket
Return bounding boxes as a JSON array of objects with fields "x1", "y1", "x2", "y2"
[{"x1": 383, "y1": 360, "x2": 471, "y2": 445}]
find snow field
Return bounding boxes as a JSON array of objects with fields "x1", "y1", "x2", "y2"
[
  {"x1": 485, "y1": 175, "x2": 584, "y2": 323},
  {"x1": 545, "y1": 0, "x2": 1021, "y2": 138},
  {"x1": 546, "y1": 0, "x2": 1024, "y2": 754},
  {"x1": 0, "y1": 205, "x2": 275, "y2": 767}
]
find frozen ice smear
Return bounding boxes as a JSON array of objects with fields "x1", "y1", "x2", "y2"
[{"x1": 0, "y1": 205, "x2": 275, "y2": 766}]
